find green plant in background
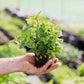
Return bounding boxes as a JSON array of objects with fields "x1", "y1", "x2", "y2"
[
  {"x1": 10, "y1": 17, "x2": 25, "y2": 28},
  {"x1": 1, "y1": 23, "x2": 21, "y2": 37},
  {"x1": 57, "y1": 43, "x2": 83, "y2": 64},
  {"x1": 40, "y1": 64, "x2": 84, "y2": 84},
  {"x1": 78, "y1": 30, "x2": 84, "y2": 38},
  {"x1": 0, "y1": 11, "x2": 25, "y2": 27},
  {"x1": 49, "y1": 65, "x2": 77, "y2": 84},
  {"x1": 15, "y1": 11, "x2": 63, "y2": 67},
  {"x1": 0, "y1": 43, "x2": 26, "y2": 58},
  {"x1": 0, "y1": 11, "x2": 25, "y2": 37},
  {"x1": 62, "y1": 24, "x2": 84, "y2": 38},
  {"x1": 77, "y1": 63, "x2": 84, "y2": 76},
  {"x1": 62, "y1": 77, "x2": 84, "y2": 84},
  {"x1": 74, "y1": 77, "x2": 84, "y2": 84},
  {"x1": 0, "y1": 72, "x2": 27, "y2": 84}
]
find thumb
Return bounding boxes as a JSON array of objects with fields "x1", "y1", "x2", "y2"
[
  {"x1": 25, "y1": 53, "x2": 35, "y2": 64},
  {"x1": 25, "y1": 53, "x2": 35, "y2": 57}
]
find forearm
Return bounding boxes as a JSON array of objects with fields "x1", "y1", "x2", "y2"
[{"x1": 0, "y1": 57, "x2": 22, "y2": 76}]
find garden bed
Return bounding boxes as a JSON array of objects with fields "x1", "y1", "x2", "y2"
[
  {"x1": 0, "y1": 31, "x2": 9, "y2": 44},
  {"x1": 62, "y1": 30, "x2": 84, "y2": 50},
  {"x1": 0, "y1": 27, "x2": 13, "y2": 40}
]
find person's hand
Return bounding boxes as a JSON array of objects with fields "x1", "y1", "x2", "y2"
[{"x1": 19, "y1": 53, "x2": 61, "y2": 75}]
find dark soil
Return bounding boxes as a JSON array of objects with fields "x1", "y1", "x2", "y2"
[
  {"x1": 62, "y1": 30, "x2": 84, "y2": 51},
  {"x1": 35, "y1": 55, "x2": 49, "y2": 67},
  {"x1": 81, "y1": 53, "x2": 84, "y2": 62},
  {"x1": 67, "y1": 62, "x2": 77, "y2": 69},
  {"x1": 39, "y1": 74, "x2": 58, "y2": 84}
]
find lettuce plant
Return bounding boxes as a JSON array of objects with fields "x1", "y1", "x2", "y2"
[
  {"x1": 57, "y1": 43, "x2": 83, "y2": 64},
  {"x1": 49, "y1": 65, "x2": 77, "y2": 84}
]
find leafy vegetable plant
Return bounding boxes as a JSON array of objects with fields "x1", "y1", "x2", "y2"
[
  {"x1": 49, "y1": 65, "x2": 77, "y2": 84},
  {"x1": 0, "y1": 11, "x2": 24, "y2": 37},
  {"x1": 0, "y1": 43, "x2": 26, "y2": 58},
  {"x1": 15, "y1": 12, "x2": 63, "y2": 67},
  {"x1": 0, "y1": 72, "x2": 27, "y2": 84},
  {"x1": 57, "y1": 43, "x2": 83, "y2": 64},
  {"x1": 77, "y1": 63, "x2": 84, "y2": 76}
]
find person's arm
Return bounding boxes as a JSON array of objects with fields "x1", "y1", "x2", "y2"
[
  {"x1": 0, "y1": 57, "x2": 22, "y2": 76},
  {"x1": 0, "y1": 53, "x2": 61, "y2": 76}
]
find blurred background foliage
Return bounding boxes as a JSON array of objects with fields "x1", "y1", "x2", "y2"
[
  {"x1": 0, "y1": 0, "x2": 84, "y2": 84},
  {"x1": 0, "y1": 0, "x2": 84, "y2": 23}
]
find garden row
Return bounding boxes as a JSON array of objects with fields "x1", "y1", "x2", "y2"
[
  {"x1": 0, "y1": 8, "x2": 84, "y2": 84},
  {"x1": 0, "y1": 10, "x2": 25, "y2": 44}
]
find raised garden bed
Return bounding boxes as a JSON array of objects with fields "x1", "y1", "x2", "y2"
[
  {"x1": 0, "y1": 31, "x2": 9, "y2": 44},
  {"x1": 0, "y1": 43, "x2": 26, "y2": 58},
  {"x1": 57, "y1": 43, "x2": 83, "y2": 65},
  {"x1": 48, "y1": 65, "x2": 84, "y2": 84},
  {"x1": 0, "y1": 10, "x2": 25, "y2": 41},
  {"x1": 62, "y1": 30, "x2": 84, "y2": 50},
  {"x1": 0, "y1": 27, "x2": 13, "y2": 40}
]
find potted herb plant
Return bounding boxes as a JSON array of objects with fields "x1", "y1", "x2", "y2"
[{"x1": 15, "y1": 12, "x2": 63, "y2": 67}]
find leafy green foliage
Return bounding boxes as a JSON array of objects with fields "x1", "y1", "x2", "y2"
[
  {"x1": 0, "y1": 43, "x2": 26, "y2": 58},
  {"x1": 77, "y1": 63, "x2": 84, "y2": 76},
  {"x1": 78, "y1": 30, "x2": 84, "y2": 38},
  {"x1": 57, "y1": 43, "x2": 83, "y2": 64},
  {"x1": 49, "y1": 65, "x2": 77, "y2": 84},
  {"x1": 74, "y1": 77, "x2": 84, "y2": 84},
  {"x1": 0, "y1": 72, "x2": 27, "y2": 84},
  {"x1": 0, "y1": 11, "x2": 25, "y2": 37},
  {"x1": 15, "y1": 12, "x2": 63, "y2": 59},
  {"x1": 62, "y1": 77, "x2": 84, "y2": 84},
  {"x1": 62, "y1": 24, "x2": 84, "y2": 38},
  {"x1": 49, "y1": 64, "x2": 84, "y2": 84}
]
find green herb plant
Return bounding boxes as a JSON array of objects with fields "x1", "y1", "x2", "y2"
[{"x1": 15, "y1": 12, "x2": 63, "y2": 67}]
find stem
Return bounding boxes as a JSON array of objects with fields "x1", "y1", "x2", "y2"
[
  {"x1": 36, "y1": 19, "x2": 40, "y2": 39},
  {"x1": 37, "y1": 19, "x2": 39, "y2": 28}
]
